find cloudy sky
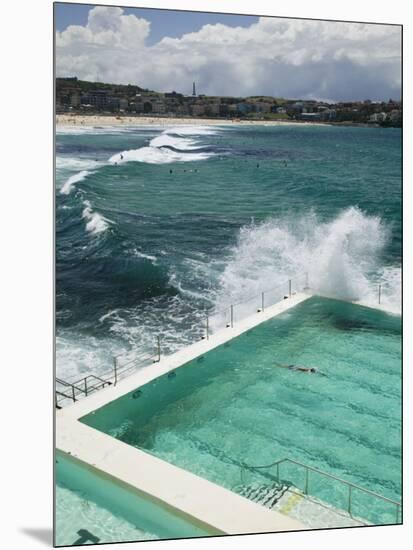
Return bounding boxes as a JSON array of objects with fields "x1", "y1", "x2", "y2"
[{"x1": 55, "y1": 4, "x2": 401, "y2": 102}]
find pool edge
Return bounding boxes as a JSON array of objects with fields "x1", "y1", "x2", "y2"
[{"x1": 56, "y1": 292, "x2": 312, "y2": 537}]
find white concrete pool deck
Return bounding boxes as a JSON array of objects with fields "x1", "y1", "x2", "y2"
[
  {"x1": 57, "y1": 291, "x2": 312, "y2": 536},
  {"x1": 56, "y1": 290, "x2": 399, "y2": 536}
]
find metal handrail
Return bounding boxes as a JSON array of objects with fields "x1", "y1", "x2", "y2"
[
  {"x1": 56, "y1": 377, "x2": 85, "y2": 392},
  {"x1": 55, "y1": 389, "x2": 74, "y2": 401},
  {"x1": 83, "y1": 374, "x2": 112, "y2": 387},
  {"x1": 240, "y1": 457, "x2": 401, "y2": 522},
  {"x1": 55, "y1": 373, "x2": 113, "y2": 405},
  {"x1": 208, "y1": 275, "x2": 300, "y2": 318},
  {"x1": 203, "y1": 273, "x2": 308, "y2": 339},
  {"x1": 115, "y1": 350, "x2": 157, "y2": 371},
  {"x1": 56, "y1": 274, "x2": 309, "y2": 407}
]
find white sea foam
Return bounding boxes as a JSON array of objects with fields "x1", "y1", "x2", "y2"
[
  {"x1": 56, "y1": 156, "x2": 102, "y2": 172},
  {"x1": 132, "y1": 249, "x2": 157, "y2": 263},
  {"x1": 168, "y1": 270, "x2": 209, "y2": 302},
  {"x1": 82, "y1": 200, "x2": 112, "y2": 235},
  {"x1": 98, "y1": 295, "x2": 205, "y2": 359},
  {"x1": 213, "y1": 207, "x2": 401, "y2": 313},
  {"x1": 109, "y1": 125, "x2": 219, "y2": 165},
  {"x1": 149, "y1": 134, "x2": 201, "y2": 150},
  {"x1": 56, "y1": 331, "x2": 125, "y2": 382},
  {"x1": 56, "y1": 125, "x2": 138, "y2": 136},
  {"x1": 166, "y1": 126, "x2": 220, "y2": 136},
  {"x1": 56, "y1": 297, "x2": 204, "y2": 380},
  {"x1": 109, "y1": 146, "x2": 212, "y2": 165},
  {"x1": 60, "y1": 170, "x2": 92, "y2": 195}
]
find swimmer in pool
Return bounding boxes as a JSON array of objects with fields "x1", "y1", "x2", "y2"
[
  {"x1": 275, "y1": 363, "x2": 325, "y2": 375},
  {"x1": 288, "y1": 365, "x2": 316, "y2": 373}
]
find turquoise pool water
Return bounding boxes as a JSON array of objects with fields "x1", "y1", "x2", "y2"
[
  {"x1": 55, "y1": 451, "x2": 213, "y2": 546},
  {"x1": 82, "y1": 297, "x2": 401, "y2": 526}
]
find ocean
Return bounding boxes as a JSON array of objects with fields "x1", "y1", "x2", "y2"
[{"x1": 55, "y1": 123, "x2": 401, "y2": 382}]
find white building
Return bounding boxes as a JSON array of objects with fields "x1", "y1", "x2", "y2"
[{"x1": 369, "y1": 112, "x2": 387, "y2": 123}]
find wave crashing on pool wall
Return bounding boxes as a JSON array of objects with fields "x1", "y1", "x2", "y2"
[
  {"x1": 56, "y1": 123, "x2": 401, "y2": 385},
  {"x1": 214, "y1": 207, "x2": 400, "y2": 312}
]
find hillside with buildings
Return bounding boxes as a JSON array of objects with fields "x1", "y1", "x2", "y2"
[{"x1": 56, "y1": 77, "x2": 402, "y2": 127}]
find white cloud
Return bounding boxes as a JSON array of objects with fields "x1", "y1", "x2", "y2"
[{"x1": 56, "y1": 7, "x2": 401, "y2": 101}]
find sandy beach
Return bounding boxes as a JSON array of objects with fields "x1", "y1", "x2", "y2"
[{"x1": 56, "y1": 114, "x2": 327, "y2": 128}]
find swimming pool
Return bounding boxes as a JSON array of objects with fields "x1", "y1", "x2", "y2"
[
  {"x1": 81, "y1": 297, "x2": 401, "y2": 528},
  {"x1": 55, "y1": 451, "x2": 214, "y2": 546}
]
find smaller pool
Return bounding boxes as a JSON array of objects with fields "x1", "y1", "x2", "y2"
[{"x1": 55, "y1": 451, "x2": 214, "y2": 546}]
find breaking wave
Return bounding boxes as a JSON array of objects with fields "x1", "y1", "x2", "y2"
[
  {"x1": 60, "y1": 170, "x2": 93, "y2": 195},
  {"x1": 109, "y1": 126, "x2": 219, "y2": 165},
  {"x1": 149, "y1": 134, "x2": 201, "y2": 150},
  {"x1": 214, "y1": 207, "x2": 401, "y2": 313},
  {"x1": 82, "y1": 200, "x2": 113, "y2": 235},
  {"x1": 166, "y1": 125, "x2": 219, "y2": 136}
]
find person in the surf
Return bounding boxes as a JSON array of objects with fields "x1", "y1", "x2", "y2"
[{"x1": 120, "y1": 154, "x2": 124, "y2": 160}]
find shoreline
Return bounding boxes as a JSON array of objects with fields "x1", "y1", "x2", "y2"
[{"x1": 56, "y1": 114, "x2": 331, "y2": 128}]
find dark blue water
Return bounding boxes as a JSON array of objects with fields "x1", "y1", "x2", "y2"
[{"x1": 56, "y1": 123, "x2": 401, "y2": 381}]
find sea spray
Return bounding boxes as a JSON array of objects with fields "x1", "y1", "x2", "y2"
[{"x1": 213, "y1": 207, "x2": 399, "y2": 311}]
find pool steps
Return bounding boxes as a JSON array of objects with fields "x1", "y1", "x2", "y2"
[{"x1": 237, "y1": 457, "x2": 401, "y2": 526}]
